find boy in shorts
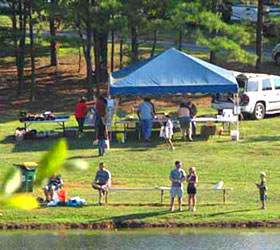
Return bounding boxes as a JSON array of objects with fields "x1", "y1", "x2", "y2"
[{"x1": 256, "y1": 172, "x2": 267, "y2": 210}]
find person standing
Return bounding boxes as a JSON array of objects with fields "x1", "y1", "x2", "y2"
[
  {"x1": 163, "y1": 115, "x2": 175, "y2": 150},
  {"x1": 95, "y1": 95, "x2": 107, "y2": 124},
  {"x1": 75, "y1": 97, "x2": 88, "y2": 137},
  {"x1": 177, "y1": 102, "x2": 192, "y2": 141},
  {"x1": 186, "y1": 167, "x2": 198, "y2": 212},
  {"x1": 94, "y1": 95, "x2": 108, "y2": 142},
  {"x1": 75, "y1": 97, "x2": 95, "y2": 137},
  {"x1": 96, "y1": 118, "x2": 108, "y2": 156},
  {"x1": 256, "y1": 172, "x2": 267, "y2": 210},
  {"x1": 137, "y1": 98, "x2": 155, "y2": 142},
  {"x1": 169, "y1": 161, "x2": 186, "y2": 212},
  {"x1": 92, "y1": 162, "x2": 111, "y2": 205},
  {"x1": 188, "y1": 101, "x2": 197, "y2": 137}
]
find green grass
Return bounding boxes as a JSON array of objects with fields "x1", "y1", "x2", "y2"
[{"x1": 1, "y1": 109, "x2": 280, "y2": 225}]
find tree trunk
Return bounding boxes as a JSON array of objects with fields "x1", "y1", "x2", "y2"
[
  {"x1": 85, "y1": 20, "x2": 93, "y2": 99},
  {"x1": 178, "y1": 28, "x2": 182, "y2": 51},
  {"x1": 94, "y1": 30, "x2": 108, "y2": 92},
  {"x1": 78, "y1": 46, "x2": 82, "y2": 73},
  {"x1": 93, "y1": 30, "x2": 100, "y2": 95},
  {"x1": 29, "y1": 0, "x2": 35, "y2": 101},
  {"x1": 131, "y1": 26, "x2": 138, "y2": 63},
  {"x1": 17, "y1": 0, "x2": 27, "y2": 96},
  {"x1": 111, "y1": 29, "x2": 115, "y2": 72},
  {"x1": 256, "y1": 0, "x2": 264, "y2": 71},
  {"x1": 150, "y1": 28, "x2": 158, "y2": 57},
  {"x1": 49, "y1": 0, "x2": 57, "y2": 67},
  {"x1": 119, "y1": 37, "x2": 123, "y2": 69},
  {"x1": 11, "y1": 0, "x2": 20, "y2": 93},
  {"x1": 210, "y1": 0, "x2": 218, "y2": 64},
  {"x1": 100, "y1": 31, "x2": 108, "y2": 83}
]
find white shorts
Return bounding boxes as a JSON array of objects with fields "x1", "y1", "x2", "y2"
[{"x1": 170, "y1": 186, "x2": 183, "y2": 198}]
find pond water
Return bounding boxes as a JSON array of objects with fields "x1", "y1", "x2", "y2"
[{"x1": 1, "y1": 228, "x2": 280, "y2": 250}]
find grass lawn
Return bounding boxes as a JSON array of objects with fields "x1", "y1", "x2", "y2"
[
  {"x1": 0, "y1": 23, "x2": 280, "y2": 226},
  {"x1": 1, "y1": 108, "x2": 280, "y2": 226}
]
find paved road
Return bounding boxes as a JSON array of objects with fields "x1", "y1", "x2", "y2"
[{"x1": 41, "y1": 31, "x2": 274, "y2": 59}]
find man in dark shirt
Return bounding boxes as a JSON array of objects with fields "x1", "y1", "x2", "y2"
[{"x1": 188, "y1": 101, "x2": 198, "y2": 136}]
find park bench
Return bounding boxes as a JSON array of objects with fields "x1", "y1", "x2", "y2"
[{"x1": 105, "y1": 186, "x2": 233, "y2": 204}]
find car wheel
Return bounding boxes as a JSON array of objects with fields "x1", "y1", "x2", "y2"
[
  {"x1": 276, "y1": 54, "x2": 280, "y2": 65},
  {"x1": 252, "y1": 102, "x2": 265, "y2": 120}
]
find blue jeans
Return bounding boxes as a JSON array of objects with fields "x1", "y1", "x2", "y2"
[
  {"x1": 141, "y1": 119, "x2": 153, "y2": 140},
  {"x1": 191, "y1": 121, "x2": 196, "y2": 135},
  {"x1": 98, "y1": 139, "x2": 106, "y2": 156}
]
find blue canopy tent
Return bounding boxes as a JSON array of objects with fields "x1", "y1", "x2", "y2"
[{"x1": 109, "y1": 48, "x2": 238, "y2": 96}]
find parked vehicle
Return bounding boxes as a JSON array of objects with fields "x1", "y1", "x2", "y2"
[
  {"x1": 212, "y1": 73, "x2": 280, "y2": 120},
  {"x1": 272, "y1": 43, "x2": 280, "y2": 64}
]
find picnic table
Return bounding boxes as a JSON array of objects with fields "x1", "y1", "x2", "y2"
[
  {"x1": 21, "y1": 116, "x2": 69, "y2": 136},
  {"x1": 114, "y1": 115, "x2": 238, "y2": 141},
  {"x1": 105, "y1": 186, "x2": 233, "y2": 204}
]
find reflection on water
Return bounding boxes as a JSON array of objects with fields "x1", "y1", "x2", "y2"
[{"x1": 1, "y1": 229, "x2": 280, "y2": 250}]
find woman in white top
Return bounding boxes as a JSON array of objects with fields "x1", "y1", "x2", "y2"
[{"x1": 177, "y1": 103, "x2": 192, "y2": 141}]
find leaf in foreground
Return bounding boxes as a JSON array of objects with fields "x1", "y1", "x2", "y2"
[
  {"x1": 3, "y1": 194, "x2": 38, "y2": 210},
  {"x1": 0, "y1": 167, "x2": 21, "y2": 196},
  {"x1": 35, "y1": 139, "x2": 68, "y2": 186}
]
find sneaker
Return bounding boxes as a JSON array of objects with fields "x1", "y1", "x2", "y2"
[
  {"x1": 171, "y1": 146, "x2": 175, "y2": 150},
  {"x1": 169, "y1": 207, "x2": 174, "y2": 212},
  {"x1": 192, "y1": 207, "x2": 196, "y2": 212},
  {"x1": 260, "y1": 206, "x2": 266, "y2": 210},
  {"x1": 178, "y1": 207, "x2": 183, "y2": 212}
]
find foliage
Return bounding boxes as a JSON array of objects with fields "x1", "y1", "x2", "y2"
[
  {"x1": 270, "y1": 16, "x2": 280, "y2": 39},
  {"x1": 170, "y1": 0, "x2": 257, "y2": 65},
  {"x1": 35, "y1": 139, "x2": 68, "y2": 186}
]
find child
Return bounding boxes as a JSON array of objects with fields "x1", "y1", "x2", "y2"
[
  {"x1": 43, "y1": 174, "x2": 64, "y2": 202},
  {"x1": 256, "y1": 172, "x2": 267, "y2": 210},
  {"x1": 186, "y1": 167, "x2": 198, "y2": 212},
  {"x1": 96, "y1": 118, "x2": 108, "y2": 156},
  {"x1": 164, "y1": 115, "x2": 175, "y2": 150}
]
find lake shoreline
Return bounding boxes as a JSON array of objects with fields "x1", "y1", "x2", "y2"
[{"x1": 1, "y1": 220, "x2": 280, "y2": 230}]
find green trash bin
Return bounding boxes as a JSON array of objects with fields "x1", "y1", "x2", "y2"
[{"x1": 16, "y1": 162, "x2": 38, "y2": 192}]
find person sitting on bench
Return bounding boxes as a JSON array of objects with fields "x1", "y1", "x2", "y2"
[
  {"x1": 92, "y1": 162, "x2": 111, "y2": 205},
  {"x1": 44, "y1": 174, "x2": 64, "y2": 202}
]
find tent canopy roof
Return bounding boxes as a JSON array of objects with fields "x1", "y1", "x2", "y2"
[{"x1": 110, "y1": 48, "x2": 238, "y2": 96}]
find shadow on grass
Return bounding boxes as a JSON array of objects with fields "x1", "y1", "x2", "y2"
[
  {"x1": 68, "y1": 155, "x2": 96, "y2": 159},
  {"x1": 241, "y1": 136, "x2": 280, "y2": 143},
  {"x1": 92, "y1": 210, "x2": 172, "y2": 223},
  {"x1": 208, "y1": 208, "x2": 259, "y2": 217},
  {"x1": 0, "y1": 132, "x2": 160, "y2": 152}
]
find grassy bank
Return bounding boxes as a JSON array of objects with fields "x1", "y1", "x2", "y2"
[{"x1": 1, "y1": 108, "x2": 280, "y2": 227}]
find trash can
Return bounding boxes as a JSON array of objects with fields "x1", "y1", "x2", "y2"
[{"x1": 16, "y1": 162, "x2": 38, "y2": 192}]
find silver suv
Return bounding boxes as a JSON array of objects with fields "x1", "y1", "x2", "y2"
[
  {"x1": 272, "y1": 43, "x2": 280, "y2": 64},
  {"x1": 212, "y1": 73, "x2": 280, "y2": 120}
]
